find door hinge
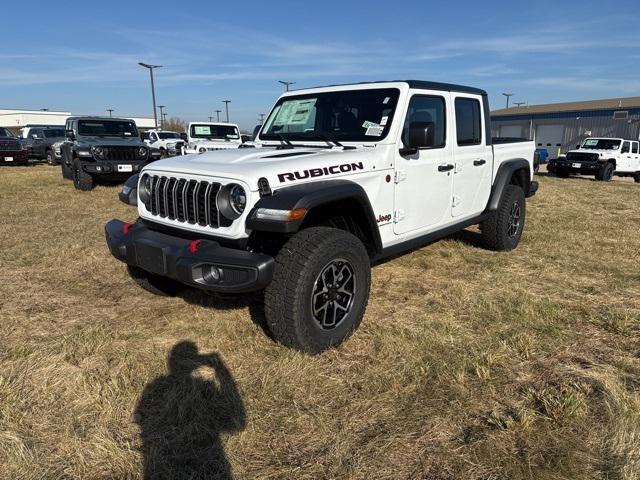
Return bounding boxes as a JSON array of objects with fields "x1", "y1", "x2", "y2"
[
  {"x1": 394, "y1": 170, "x2": 407, "y2": 183},
  {"x1": 452, "y1": 196, "x2": 461, "y2": 208},
  {"x1": 394, "y1": 209, "x2": 405, "y2": 223}
]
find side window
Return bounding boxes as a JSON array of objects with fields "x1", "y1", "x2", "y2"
[
  {"x1": 402, "y1": 95, "x2": 446, "y2": 148},
  {"x1": 455, "y1": 97, "x2": 482, "y2": 146},
  {"x1": 622, "y1": 141, "x2": 630, "y2": 154},
  {"x1": 632, "y1": 142, "x2": 638, "y2": 154}
]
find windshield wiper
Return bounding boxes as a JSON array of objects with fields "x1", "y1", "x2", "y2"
[
  {"x1": 275, "y1": 134, "x2": 294, "y2": 148},
  {"x1": 315, "y1": 133, "x2": 343, "y2": 147}
]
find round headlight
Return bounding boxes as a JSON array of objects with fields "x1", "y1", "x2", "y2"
[
  {"x1": 198, "y1": 147, "x2": 207, "y2": 153},
  {"x1": 229, "y1": 184, "x2": 246, "y2": 215},
  {"x1": 137, "y1": 147, "x2": 148, "y2": 157},
  {"x1": 139, "y1": 174, "x2": 151, "y2": 204},
  {"x1": 94, "y1": 146, "x2": 104, "y2": 158},
  {"x1": 217, "y1": 183, "x2": 246, "y2": 220}
]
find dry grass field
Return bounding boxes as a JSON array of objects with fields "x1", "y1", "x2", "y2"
[{"x1": 1, "y1": 164, "x2": 639, "y2": 480}]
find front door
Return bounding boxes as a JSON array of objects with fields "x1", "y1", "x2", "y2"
[
  {"x1": 451, "y1": 95, "x2": 492, "y2": 218},
  {"x1": 620, "y1": 141, "x2": 631, "y2": 172},
  {"x1": 394, "y1": 93, "x2": 453, "y2": 235}
]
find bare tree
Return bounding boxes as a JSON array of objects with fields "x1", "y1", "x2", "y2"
[{"x1": 161, "y1": 117, "x2": 187, "y2": 133}]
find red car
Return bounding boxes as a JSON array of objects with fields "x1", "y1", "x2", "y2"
[{"x1": 0, "y1": 130, "x2": 28, "y2": 165}]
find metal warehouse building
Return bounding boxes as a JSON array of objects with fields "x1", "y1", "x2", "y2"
[{"x1": 491, "y1": 97, "x2": 640, "y2": 158}]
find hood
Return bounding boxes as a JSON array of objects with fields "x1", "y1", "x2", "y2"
[
  {"x1": 568, "y1": 148, "x2": 613, "y2": 157},
  {"x1": 143, "y1": 146, "x2": 373, "y2": 191},
  {"x1": 78, "y1": 136, "x2": 146, "y2": 147}
]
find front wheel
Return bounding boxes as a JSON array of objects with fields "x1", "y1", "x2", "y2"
[
  {"x1": 46, "y1": 150, "x2": 56, "y2": 165},
  {"x1": 634, "y1": 172, "x2": 640, "y2": 183},
  {"x1": 595, "y1": 162, "x2": 614, "y2": 182},
  {"x1": 73, "y1": 160, "x2": 95, "y2": 190},
  {"x1": 480, "y1": 184, "x2": 526, "y2": 251},
  {"x1": 264, "y1": 227, "x2": 371, "y2": 354}
]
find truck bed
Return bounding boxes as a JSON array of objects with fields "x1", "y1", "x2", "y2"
[{"x1": 492, "y1": 138, "x2": 536, "y2": 182}]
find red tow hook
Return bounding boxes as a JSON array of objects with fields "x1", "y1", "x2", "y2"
[
  {"x1": 122, "y1": 222, "x2": 134, "y2": 234},
  {"x1": 188, "y1": 239, "x2": 202, "y2": 253}
]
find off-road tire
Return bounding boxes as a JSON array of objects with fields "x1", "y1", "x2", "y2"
[
  {"x1": 480, "y1": 184, "x2": 526, "y2": 251},
  {"x1": 127, "y1": 265, "x2": 182, "y2": 297},
  {"x1": 61, "y1": 159, "x2": 73, "y2": 179},
  {"x1": 46, "y1": 150, "x2": 56, "y2": 166},
  {"x1": 264, "y1": 227, "x2": 371, "y2": 354},
  {"x1": 595, "y1": 162, "x2": 614, "y2": 182},
  {"x1": 72, "y1": 159, "x2": 94, "y2": 191},
  {"x1": 634, "y1": 172, "x2": 640, "y2": 183}
]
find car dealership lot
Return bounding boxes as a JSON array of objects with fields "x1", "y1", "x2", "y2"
[{"x1": 1, "y1": 165, "x2": 639, "y2": 479}]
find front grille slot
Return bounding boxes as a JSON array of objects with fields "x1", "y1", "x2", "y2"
[
  {"x1": 0, "y1": 141, "x2": 21, "y2": 151},
  {"x1": 566, "y1": 152, "x2": 599, "y2": 162},
  {"x1": 147, "y1": 175, "x2": 222, "y2": 228},
  {"x1": 103, "y1": 146, "x2": 140, "y2": 161}
]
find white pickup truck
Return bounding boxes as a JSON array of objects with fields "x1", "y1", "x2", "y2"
[
  {"x1": 143, "y1": 130, "x2": 185, "y2": 157},
  {"x1": 552, "y1": 137, "x2": 640, "y2": 182},
  {"x1": 105, "y1": 80, "x2": 538, "y2": 353},
  {"x1": 183, "y1": 122, "x2": 242, "y2": 154}
]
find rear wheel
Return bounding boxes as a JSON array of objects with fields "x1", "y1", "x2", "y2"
[
  {"x1": 480, "y1": 184, "x2": 526, "y2": 251},
  {"x1": 73, "y1": 159, "x2": 94, "y2": 190},
  {"x1": 264, "y1": 227, "x2": 371, "y2": 354},
  {"x1": 127, "y1": 265, "x2": 182, "y2": 297}
]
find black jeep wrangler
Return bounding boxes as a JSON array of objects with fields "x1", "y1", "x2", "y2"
[{"x1": 60, "y1": 116, "x2": 160, "y2": 190}]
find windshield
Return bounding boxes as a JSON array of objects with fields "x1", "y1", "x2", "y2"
[
  {"x1": 581, "y1": 138, "x2": 621, "y2": 150},
  {"x1": 78, "y1": 120, "x2": 138, "y2": 137},
  {"x1": 261, "y1": 88, "x2": 400, "y2": 143},
  {"x1": 158, "y1": 132, "x2": 180, "y2": 139},
  {"x1": 0, "y1": 127, "x2": 10, "y2": 137},
  {"x1": 190, "y1": 124, "x2": 239, "y2": 140},
  {"x1": 43, "y1": 128, "x2": 65, "y2": 138}
]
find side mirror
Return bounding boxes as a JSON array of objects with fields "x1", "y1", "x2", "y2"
[
  {"x1": 180, "y1": 132, "x2": 188, "y2": 142},
  {"x1": 66, "y1": 129, "x2": 75, "y2": 141},
  {"x1": 400, "y1": 121, "x2": 435, "y2": 155}
]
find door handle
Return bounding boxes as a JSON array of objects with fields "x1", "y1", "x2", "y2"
[
  {"x1": 438, "y1": 164, "x2": 454, "y2": 172},
  {"x1": 473, "y1": 159, "x2": 486, "y2": 166}
]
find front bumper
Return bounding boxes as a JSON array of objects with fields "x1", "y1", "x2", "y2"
[
  {"x1": 80, "y1": 160, "x2": 148, "y2": 175},
  {"x1": 0, "y1": 150, "x2": 29, "y2": 165},
  {"x1": 105, "y1": 219, "x2": 274, "y2": 293},
  {"x1": 555, "y1": 159, "x2": 602, "y2": 174}
]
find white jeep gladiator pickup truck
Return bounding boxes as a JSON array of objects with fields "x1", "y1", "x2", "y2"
[
  {"x1": 553, "y1": 137, "x2": 640, "y2": 182},
  {"x1": 183, "y1": 122, "x2": 242, "y2": 154},
  {"x1": 105, "y1": 80, "x2": 538, "y2": 353}
]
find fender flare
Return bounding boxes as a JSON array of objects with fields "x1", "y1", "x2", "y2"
[
  {"x1": 246, "y1": 179, "x2": 382, "y2": 255},
  {"x1": 487, "y1": 158, "x2": 531, "y2": 211}
]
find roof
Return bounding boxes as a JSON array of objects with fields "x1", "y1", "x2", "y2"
[
  {"x1": 492, "y1": 96, "x2": 640, "y2": 116},
  {"x1": 66, "y1": 116, "x2": 136, "y2": 121},
  {"x1": 299, "y1": 80, "x2": 487, "y2": 96}
]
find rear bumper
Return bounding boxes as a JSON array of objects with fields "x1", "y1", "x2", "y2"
[{"x1": 105, "y1": 219, "x2": 274, "y2": 293}]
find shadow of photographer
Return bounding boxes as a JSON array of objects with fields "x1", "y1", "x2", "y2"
[{"x1": 134, "y1": 341, "x2": 246, "y2": 479}]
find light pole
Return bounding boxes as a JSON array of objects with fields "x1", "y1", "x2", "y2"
[
  {"x1": 259, "y1": 113, "x2": 265, "y2": 124},
  {"x1": 209, "y1": 116, "x2": 214, "y2": 122},
  {"x1": 162, "y1": 112, "x2": 167, "y2": 124},
  {"x1": 222, "y1": 100, "x2": 231, "y2": 123},
  {"x1": 157, "y1": 105, "x2": 166, "y2": 128},
  {"x1": 514, "y1": 102, "x2": 526, "y2": 108},
  {"x1": 278, "y1": 80, "x2": 295, "y2": 91},
  {"x1": 107, "y1": 109, "x2": 114, "y2": 118},
  {"x1": 214, "y1": 110, "x2": 221, "y2": 122},
  {"x1": 502, "y1": 92, "x2": 514, "y2": 109},
  {"x1": 138, "y1": 62, "x2": 163, "y2": 128}
]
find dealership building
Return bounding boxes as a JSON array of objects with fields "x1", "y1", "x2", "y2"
[
  {"x1": 0, "y1": 109, "x2": 156, "y2": 135},
  {"x1": 491, "y1": 96, "x2": 640, "y2": 158}
]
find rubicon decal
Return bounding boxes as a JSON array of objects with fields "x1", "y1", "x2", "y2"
[{"x1": 278, "y1": 162, "x2": 364, "y2": 182}]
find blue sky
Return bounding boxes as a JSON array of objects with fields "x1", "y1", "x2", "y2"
[{"x1": 2, "y1": 0, "x2": 639, "y2": 130}]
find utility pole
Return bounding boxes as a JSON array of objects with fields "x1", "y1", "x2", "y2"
[
  {"x1": 278, "y1": 80, "x2": 295, "y2": 91},
  {"x1": 162, "y1": 112, "x2": 167, "y2": 124},
  {"x1": 157, "y1": 105, "x2": 165, "y2": 128},
  {"x1": 222, "y1": 100, "x2": 231, "y2": 123},
  {"x1": 208, "y1": 116, "x2": 214, "y2": 122},
  {"x1": 107, "y1": 109, "x2": 114, "y2": 118},
  {"x1": 514, "y1": 102, "x2": 526, "y2": 108},
  {"x1": 259, "y1": 113, "x2": 265, "y2": 124},
  {"x1": 138, "y1": 62, "x2": 163, "y2": 128},
  {"x1": 214, "y1": 110, "x2": 221, "y2": 122},
  {"x1": 502, "y1": 92, "x2": 514, "y2": 109}
]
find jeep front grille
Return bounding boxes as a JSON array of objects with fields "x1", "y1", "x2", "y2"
[
  {"x1": 101, "y1": 146, "x2": 142, "y2": 161},
  {"x1": 566, "y1": 152, "x2": 599, "y2": 162},
  {"x1": 0, "y1": 140, "x2": 21, "y2": 151},
  {"x1": 146, "y1": 175, "x2": 232, "y2": 228}
]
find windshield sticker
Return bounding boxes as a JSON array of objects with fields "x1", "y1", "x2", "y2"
[
  {"x1": 124, "y1": 132, "x2": 131, "y2": 136},
  {"x1": 380, "y1": 116, "x2": 388, "y2": 126},
  {"x1": 194, "y1": 126, "x2": 212, "y2": 135},
  {"x1": 365, "y1": 126, "x2": 384, "y2": 136},
  {"x1": 383, "y1": 97, "x2": 390, "y2": 104},
  {"x1": 362, "y1": 120, "x2": 380, "y2": 129},
  {"x1": 276, "y1": 99, "x2": 316, "y2": 125},
  {"x1": 584, "y1": 139, "x2": 598, "y2": 146}
]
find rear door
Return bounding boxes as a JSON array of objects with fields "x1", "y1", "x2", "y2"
[
  {"x1": 632, "y1": 142, "x2": 640, "y2": 172},
  {"x1": 393, "y1": 92, "x2": 453, "y2": 235},
  {"x1": 451, "y1": 95, "x2": 492, "y2": 218}
]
